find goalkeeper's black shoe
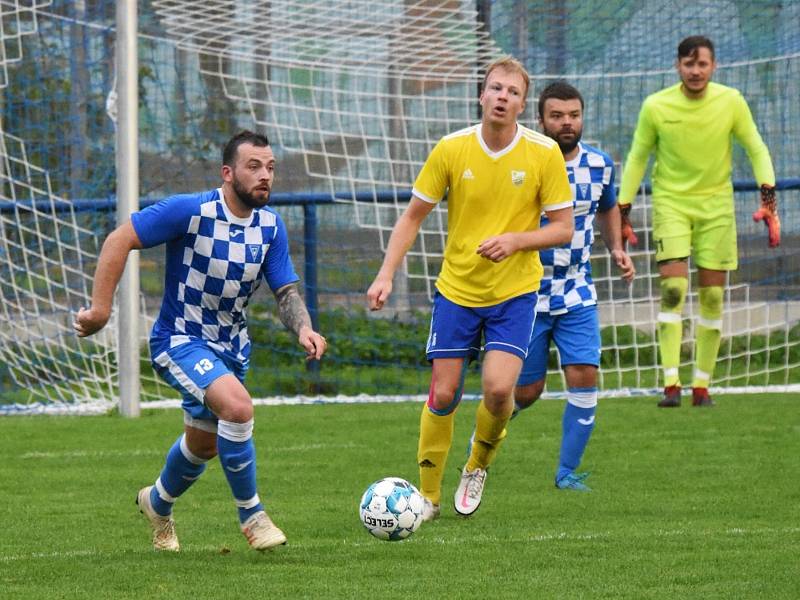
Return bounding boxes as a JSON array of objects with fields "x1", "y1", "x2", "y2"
[
  {"x1": 692, "y1": 387, "x2": 715, "y2": 407},
  {"x1": 658, "y1": 385, "x2": 681, "y2": 408}
]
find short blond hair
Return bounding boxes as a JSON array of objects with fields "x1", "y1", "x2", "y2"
[{"x1": 482, "y1": 55, "x2": 530, "y2": 99}]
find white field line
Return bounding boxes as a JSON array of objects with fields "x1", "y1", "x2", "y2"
[
  {"x1": 0, "y1": 546, "x2": 223, "y2": 562},
  {"x1": 3, "y1": 527, "x2": 797, "y2": 561},
  {"x1": 273, "y1": 442, "x2": 362, "y2": 452},
  {"x1": 19, "y1": 442, "x2": 362, "y2": 460},
  {"x1": 348, "y1": 525, "x2": 800, "y2": 548},
  {"x1": 4, "y1": 387, "x2": 799, "y2": 416},
  {"x1": 142, "y1": 385, "x2": 800, "y2": 410},
  {"x1": 20, "y1": 449, "x2": 165, "y2": 459}
]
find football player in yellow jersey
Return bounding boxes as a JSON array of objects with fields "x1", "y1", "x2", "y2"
[
  {"x1": 618, "y1": 36, "x2": 779, "y2": 408},
  {"x1": 367, "y1": 56, "x2": 574, "y2": 520}
]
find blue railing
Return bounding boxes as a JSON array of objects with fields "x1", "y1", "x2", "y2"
[
  {"x1": 2, "y1": 178, "x2": 799, "y2": 334},
  {"x1": 2, "y1": 178, "x2": 798, "y2": 216}
]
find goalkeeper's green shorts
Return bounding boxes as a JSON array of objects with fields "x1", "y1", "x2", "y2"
[{"x1": 652, "y1": 195, "x2": 738, "y2": 271}]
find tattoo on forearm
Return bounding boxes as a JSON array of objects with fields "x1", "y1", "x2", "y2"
[{"x1": 275, "y1": 284, "x2": 311, "y2": 335}]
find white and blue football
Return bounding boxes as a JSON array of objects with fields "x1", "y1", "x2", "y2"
[{"x1": 359, "y1": 477, "x2": 424, "y2": 541}]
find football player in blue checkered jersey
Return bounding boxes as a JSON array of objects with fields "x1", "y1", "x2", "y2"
[
  {"x1": 74, "y1": 131, "x2": 326, "y2": 551},
  {"x1": 469, "y1": 82, "x2": 635, "y2": 491}
]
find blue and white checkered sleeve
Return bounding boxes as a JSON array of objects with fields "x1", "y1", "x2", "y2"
[
  {"x1": 263, "y1": 213, "x2": 299, "y2": 291},
  {"x1": 131, "y1": 194, "x2": 197, "y2": 248},
  {"x1": 597, "y1": 159, "x2": 617, "y2": 212}
]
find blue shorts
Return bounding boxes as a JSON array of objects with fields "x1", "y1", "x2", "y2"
[
  {"x1": 426, "y1": 292, "x2": 537, "y2": 361},
  {"x1": 518, "y1": 304, "x2": 601, "y2": 386},
  {"x1": 151, "y1": 340, "x2": 247, "y2": 421}
]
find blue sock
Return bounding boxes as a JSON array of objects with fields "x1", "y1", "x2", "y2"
[
  {"x1": 556, "y1": 387, "x2": 597, "y2": 483},
  {"x1": 150, "y1": 434, "x2": 208, "y2": 516},
  {"x1": 217, "y1": 419, "x2": 263, "y2": 524}
]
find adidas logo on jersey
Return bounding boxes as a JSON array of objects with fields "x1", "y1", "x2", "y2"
[{"x1": 462, "y1": 168, "x2": 474, "y2": 180}]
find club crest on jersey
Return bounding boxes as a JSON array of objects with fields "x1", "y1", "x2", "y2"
[
  {"x1": 510, "y1": 170, "x2": 525, "y2": 186},
  {"x1": 579, "y1": 183, "x2": 590, "y2": 198},
  {"x1": 247, "y1": 244, "x2": 262, "y2": 262}
]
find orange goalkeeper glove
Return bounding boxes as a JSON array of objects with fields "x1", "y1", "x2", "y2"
[
  {"x1": 752, "y1": 184, "x2": 780, "y2": 248},
  {"x1": 619, "y1": 203, "x2": 638, "y2": 247}
]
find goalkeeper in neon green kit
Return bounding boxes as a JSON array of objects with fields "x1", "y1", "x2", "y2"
[{"x1": 618, "y1": 36, "x2": 779, "y2": 407}]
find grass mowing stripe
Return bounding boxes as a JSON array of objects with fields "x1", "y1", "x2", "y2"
[
  {"x1": 4, "y1": 524, "x2": 795, "y2": 562},
  {"x1": 1, "y1": 395, "x2": 798, "y2": 599}
]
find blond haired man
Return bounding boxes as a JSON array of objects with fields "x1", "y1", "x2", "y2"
[{"x1": 368, "y1": 57, "x2": 573, "y2": 519}]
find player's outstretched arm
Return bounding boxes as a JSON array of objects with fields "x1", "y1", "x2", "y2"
[
  {"x1": 596, "y1": 204, "x2": 635, "y2": 282},
  {"x1": 367, "y1": 196, "x2": 434, "y2": 310},
  {"x1": 752, "y1": 184, "x2": 780, "y2": 248},
  {"x1": 274, "y1": 283, "x2": 327, "y2": 360},
  {"x1": 74, "y1": 221, "x2": 143, "y2": 338}
]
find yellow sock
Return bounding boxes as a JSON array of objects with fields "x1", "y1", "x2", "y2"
[
  {"x1": 417, "y1": 404, "x2": 455, "y2": 505},
  {"x1": 658, "y1": 277, "x2": 688, "y2": 387},
  {"x1": 693, "y1": 286, "x2": 723, "y2": 388},
  {"x1": 466, "y1": 400, "x2": 509, "y2": 472}
]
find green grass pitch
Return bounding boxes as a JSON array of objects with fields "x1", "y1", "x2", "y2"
[{"x1": 1, "y1": 395, "x2": 798, "y2": 599}]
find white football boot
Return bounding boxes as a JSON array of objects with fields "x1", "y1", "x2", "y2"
[
  {"x1": 241, "y1": 511, "x2": 287, "y2": 550},
  {"x1": 420, "y1": 497, "x2": 441, "y2": 522},
  {"x1": 453, "y1": 467, "x2": 487, "y2": 516},
  {"x1": 136, "y1": 486, "x2": 180, "y2": 552}
]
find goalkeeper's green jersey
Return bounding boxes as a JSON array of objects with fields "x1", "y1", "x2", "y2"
[{"x1": 618, "y1": 82, "x2": 774, "y2": 209}]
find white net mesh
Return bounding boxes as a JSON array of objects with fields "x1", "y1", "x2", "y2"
[
  {"x1": 0, "y1": 1, "x2": 798, "y2": 413},
  {"x1": 0, "y1": 0, "x2": 50, "y2": 87},
  {"x1": 151, "y1": 0, "x2": 502, "y2": 300},
  {"x1": 0, "y1": 1, "x2": 114, "y2": 412},
  {"x1": 150, "y1": 0, "x2": 800, "y2": 394},
  {"x1": 0, "y1": 1, "x2": 167, "y2": 413}
]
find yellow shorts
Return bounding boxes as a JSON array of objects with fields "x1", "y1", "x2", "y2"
[{"x1": 652, "y1": 197, "x2": 738, "y2": 271}]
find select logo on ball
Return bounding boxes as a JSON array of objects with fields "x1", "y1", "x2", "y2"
[{"x1": 358, "y1": 477, "x2": 424, "y2": 541}]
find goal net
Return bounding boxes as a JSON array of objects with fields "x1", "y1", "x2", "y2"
[{"x1": 1, "y1": 1, "x2": 798, "y2": 413}]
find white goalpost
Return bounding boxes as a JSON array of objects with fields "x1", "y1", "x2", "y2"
[{"x1": 114, "y1": 0, "x2": 140, "y2": 417}]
